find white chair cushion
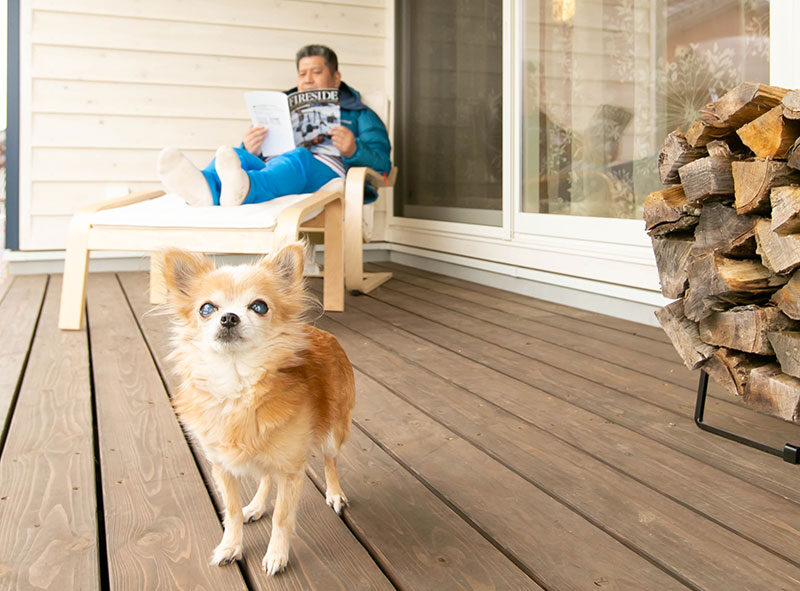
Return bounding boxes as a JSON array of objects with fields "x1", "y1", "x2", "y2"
[{"x1": 90, "y1": 178, "x2": 344, "y2": 230}]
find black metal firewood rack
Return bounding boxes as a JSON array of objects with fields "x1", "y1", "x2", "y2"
[{"x1": 694, "y1": 369, "x2": 800, "y2": 464}]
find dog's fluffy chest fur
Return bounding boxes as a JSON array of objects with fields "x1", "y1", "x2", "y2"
[{"x1": 175, "y1": 360, "x2": 313, "y2": 476}]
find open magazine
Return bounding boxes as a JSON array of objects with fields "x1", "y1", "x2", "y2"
[{"x1": 244, "y1": 88, "x2": 341, "y2": 158}]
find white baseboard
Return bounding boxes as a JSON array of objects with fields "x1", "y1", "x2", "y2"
[{"x1": 386, "y1": 247, "x2": 664, "y2": 327}]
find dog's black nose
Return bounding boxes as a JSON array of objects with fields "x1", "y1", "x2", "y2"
[{"x1": 220, "y1": 312, "x2": 240, "y2": 327}]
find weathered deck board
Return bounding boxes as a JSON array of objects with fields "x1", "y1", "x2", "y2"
[
  {"x1": 314, "y1": 283, "x2": 800, "y2": 505},
  {"x1": 307, "y1": 428, "x2": 539, "y2": 591},
  {"x1": 310, "y1": 292, "x2": 800, "y2": 568},
  {"x1": 86, "y1": 274, "x2": 248, "y2": 591},
  {"x1": 372, "y1": 262, "x2": 680, "y2": 361},
  {"x1": 0, "y1": 277, "x2": 98, "y2": 591},
  {"x1": 372, "y1": 261, "x2": 672, "y2": 343},
  {"x1": 117, "y1": 272, "x2": 397, "y2": 591},
  {"x1": 343, "y1": 372, "x2": 687, "y2": 590},
  {"x1": 0, "y1": 275, "x2": 47, "y2": 432},
  {"x1": 314, "y1": 313, "x2": 800, "y2": 589}
]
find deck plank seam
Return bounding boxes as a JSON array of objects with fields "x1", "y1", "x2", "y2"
[
  {"x1": 0, "y1": 276, "x2": 15, "y2": 307},
  {"x1": 0, "y1": 275, "x2": 49, "y2": 459},
  {"x1": 85, "y1": 296, "x2": 111, "y2": 591},
  {"x1": 318, "y1": 301, "x2": 800, "y2": 508}
]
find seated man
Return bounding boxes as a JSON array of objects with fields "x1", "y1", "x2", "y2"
[{"x1": 157, "y1": 44, "x2": 391, "y2": 206}]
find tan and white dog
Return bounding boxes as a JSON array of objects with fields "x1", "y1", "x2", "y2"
[{"x1": 160, "y1": 243, "x2": 355, "y2": 575}]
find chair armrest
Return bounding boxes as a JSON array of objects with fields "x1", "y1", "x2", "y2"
[
  {"x1": 346, "y1": 166, "x2": 397, "y2": 192},
  {"x1": 275, "y1": 187, "x2": 344, "y2": 242}
]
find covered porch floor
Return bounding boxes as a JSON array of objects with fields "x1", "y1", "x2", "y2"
[{"x1": 1, "y1": 263, "x2": 799, "y2": 590}]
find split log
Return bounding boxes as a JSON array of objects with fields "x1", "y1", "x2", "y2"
[
  {"x1": 657, "y1": 130, "x2": 707, "y2": 184},
  {"x1": 755, "y1": 218, "x2": 800, "y2": 275},
  {"x1": 767, "y1": 331, "x2": 800, "y2": 379},
  {"x1": 736, "y1": 105, "x2": 800, "y2": 159},
  {"x1": 643, "y1": 185, "x2": 701, "y2": 236},
  {"x1": 655, "y1": 299, "x2": 716, "y2": 370},
  {"x1": 698, "y1": 305, "x2": 798, "y2": 355},
  {"x1": 703, "y1": 348, "x2": 774, "y2": 397},
  {"x1": 691, "y1": 202, "x2": 756, "y2": 258},
  {"x1": 686, "y1": 83, "x2": 789, "y2": 146},
  {"x1": 732, "y1": 159, "x2": 800, "y2": 214},
  {"x1": 770, "y1": 185, "x2": 800, "y2": 234},
  {"x1": 744, "y1": 365, "x2": 800, "y2": 422},
  {"x1": 782, "y1": 90, "x2": 800, "y2": 119},
  {"x1": 678, "y1": 156, "x2": 735, "y2": 204},
  {"x1": 683, "y1": 253, "x2": 787, "y2": 321},
  {"x1": 652, "y1": 235, "x2": 693, "y2": 299},
  {"x1": 771, "y1": 270, "x2": 800, "y2": 320},
  {"x1": 788, "y1": 137, "x2": 800, "y2": 171}
]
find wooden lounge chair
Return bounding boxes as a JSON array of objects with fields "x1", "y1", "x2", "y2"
[{"x1": 57, "y1": 93, "x2": 395, "y2": 330}]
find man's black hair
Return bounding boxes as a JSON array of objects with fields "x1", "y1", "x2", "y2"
[{"x1": 296, "y1": 45, "x2": 339, "y2": 73}]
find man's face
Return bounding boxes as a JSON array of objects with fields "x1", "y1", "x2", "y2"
[{"x1": 297, "y1": 56, "x2": 341, "y2": 91}]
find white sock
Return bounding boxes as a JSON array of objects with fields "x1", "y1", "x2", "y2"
[
  {"x1": 215, "y1": 146, "x2": 250, "y2": 207},
  {"x1": 157, "y1": 147, "x2": 213, "y2": 206}
]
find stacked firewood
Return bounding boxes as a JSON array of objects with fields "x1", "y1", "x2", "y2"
[{"x1": 646, "y1": 82, "x2": 800, "y2": 424}]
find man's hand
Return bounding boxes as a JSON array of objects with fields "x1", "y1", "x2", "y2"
[
  {"x1": 330, "y1": 126, "x2": 356, "y2": 158},
  {"x1": 243, "y1": 126, "x2": 268, "y2": 155}
]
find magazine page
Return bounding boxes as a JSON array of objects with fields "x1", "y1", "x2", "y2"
[
  {"x1": 287, "y1": 88, "x2": 341, "y2": 157},
  {"x1": 243, "y1": 91, "x2": 295, "y2": 157}
]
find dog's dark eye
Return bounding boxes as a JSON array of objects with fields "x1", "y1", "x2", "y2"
[
  {"x1": 199, "y1": 302, "x2": 217, "y2": 318},
  {"x1": 249, "y1": 300, "x2": 269, "y2": 315}
]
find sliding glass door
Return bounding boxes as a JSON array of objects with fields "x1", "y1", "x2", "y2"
[
  {"x1": 520, "y1": 0, "x2": 769, "y2": 229},
  {"x1": 395, "y1": 0, "x2": 504, "y2": 226}
]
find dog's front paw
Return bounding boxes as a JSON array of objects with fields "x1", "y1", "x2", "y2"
[
  {"x1": 243, "y1": 502, "x2": 268, "y2": 523},
  {"x1": 210, "y1": 542, "x2": 242, "y2": 566},
  {"x1": 326, "y1": 491, "x2": 349, "y2": 515},
  {"x1": 262, "y1": 549, "x2": 289, "y2": 576}
]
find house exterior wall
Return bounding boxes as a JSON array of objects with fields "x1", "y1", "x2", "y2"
[{"x1": 17, "y1": 0, "x2": 390, "y2": 250}]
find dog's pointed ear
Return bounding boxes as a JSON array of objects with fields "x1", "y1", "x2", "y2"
[
  {"x1": 158, "y1": 249, "x2": 213, "y2": 297},
  {"x1": 264, "y1": 242, "x2": 305, "y2": 285}
]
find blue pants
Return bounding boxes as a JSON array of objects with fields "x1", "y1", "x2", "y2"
[{"x1": 201, "y1": 147, "x2": 340, "y2": 205}]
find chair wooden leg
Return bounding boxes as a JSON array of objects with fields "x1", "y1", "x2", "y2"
[
  {"x1": 149, "y1": 253, "x2": 167, "y2": 304},
  {"x1": 322, "y1": 198, "x2": 344, "y2": 312},
  {"x1": 58, "y1": 220, "x2": 91, "y2": 330}
]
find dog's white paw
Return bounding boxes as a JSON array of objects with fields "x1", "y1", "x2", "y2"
[
  {"x1": 210, "y1": 542, "x2": 242, "y2": 566},
  {"x1": 262, "y1": 549, "x2": 289, "y2": 576},
  {"x1": 326, "y1": 491, "x2": 349, "y2": 515},
  {"x1": 243, "y1": 503, "x2": 268, "y2": 523}
]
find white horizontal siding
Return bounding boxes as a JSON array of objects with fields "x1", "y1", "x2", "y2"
[{"x1": 19, "y1": 0, "x2": 390, "y2": 250}]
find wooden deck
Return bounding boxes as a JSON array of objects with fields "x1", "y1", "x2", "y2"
[{"x1": 1, "y1": 262, "x2": 800, "y2": 590}]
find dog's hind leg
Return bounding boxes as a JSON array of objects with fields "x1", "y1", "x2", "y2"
[
  {"x1": 321, "y1": 433, "x2": 348, "y2": 514},
  {"x1": 263, "y1": 470, "x2": 304, "y2": 576},
  {"x1": 243, "y1": 474, "x2": 272, "y2": 523},
  {"x1": 210, "y1": 463, "x2": 244, "y2": 566}
]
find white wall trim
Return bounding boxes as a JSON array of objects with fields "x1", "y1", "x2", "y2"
[{"x1": 770, "y1": 1, "x2": 799, "y2": 88}]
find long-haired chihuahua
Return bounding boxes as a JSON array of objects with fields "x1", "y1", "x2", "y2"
[{"x1": 159, "y1": 243, "x2": 355, "y2": 575}]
